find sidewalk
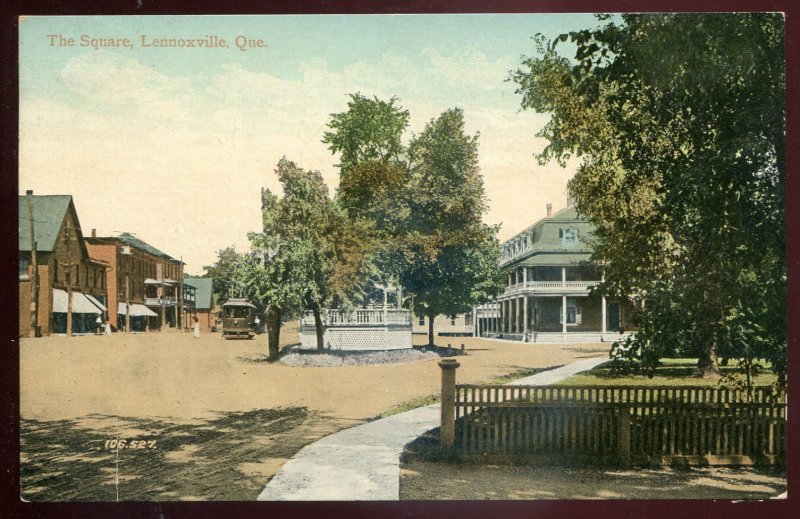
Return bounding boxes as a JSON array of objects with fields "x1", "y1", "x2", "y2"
[{"x1": 257, "y1": 355, "x2": 608, "y2": 501}]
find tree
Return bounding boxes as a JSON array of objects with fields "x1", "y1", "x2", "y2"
[
  {"x1": 247, "y1": 158, "x2": 374, "y2": 355},
  {"x1": 511, "y1": 14, "x2": 785, "y2": 379},
  {"x1": 402, "y1": 108, "x2": 504, "y2": 345},
  {"x1": 324, "y1": 99, "x2": 504, "y2": 346},
  {"x1": 323, "y1": 93, "x2": 410, "y2": 176},
  {"x1": 202, "y1": 246, "x2": 242, "y2": 300}
]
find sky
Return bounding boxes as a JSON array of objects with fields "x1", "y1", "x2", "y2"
[{"x1": 19, "y1": 14, "x2": 608, "y2": 274}]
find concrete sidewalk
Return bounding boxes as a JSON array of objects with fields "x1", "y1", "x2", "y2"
[{"x1": 257, "y1": 355, "x2": 608, "y2": 501}]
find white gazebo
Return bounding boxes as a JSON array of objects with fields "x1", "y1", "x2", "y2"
[{"x1": 299, "y1": 284, "x2": 412, "y2": 351}]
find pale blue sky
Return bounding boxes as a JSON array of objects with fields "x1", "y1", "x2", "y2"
[{"x1": 19, "y1": 14, "x2": 610, "y2": 273}]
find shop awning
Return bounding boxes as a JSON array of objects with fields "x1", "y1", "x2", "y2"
[
  {"x1": 52, "y1": 289, "x2": 102, "y2": 314},
  {"x1": 85, "y1": 293, "x2": 107, "y2": 312},
  {"x1": 118, "y1": 302, "x2": 158, "y2": 317}
]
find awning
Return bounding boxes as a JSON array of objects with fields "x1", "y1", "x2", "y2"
[
  {"x1": 118, "y1": 302, "x2": 158, "y2": 317},
  {"x1": 85, "y1": 293, "x2": 107, "y2": 312},
  {"x1": 52, "y1": 289, "x2": 102, "y2": 314}
]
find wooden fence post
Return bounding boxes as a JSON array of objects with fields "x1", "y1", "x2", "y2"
[
  {"x1": 618, "y1": 406, "x2": 631, "y2": 468},
  {"x1": 439, "y1": 359, "x2": 461, "y2": 453}
]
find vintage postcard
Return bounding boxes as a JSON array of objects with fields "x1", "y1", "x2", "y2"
[{"x1": 17, "y1": 12, "x2": 787, "y2": 505}]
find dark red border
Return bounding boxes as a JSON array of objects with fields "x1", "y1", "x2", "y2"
[{"x1": 1, "y1": 1, "x2": 796, "y2": 518}]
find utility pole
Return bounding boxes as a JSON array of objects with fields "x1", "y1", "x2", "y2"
[
  {"x1": 125, "y1": 273, "x2": 131, "y2": 333},
  {"x1": 26, "y1": 190, "x2": 39, "y2": 337},
  {"x1": 61, "y1": 220, "x2": 76, "y2": 337}
]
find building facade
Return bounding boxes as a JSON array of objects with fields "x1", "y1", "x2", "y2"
[
  {"x1": 85, "y1": 232, "x2": 192, "y2": 332},
  {"x1": 19, "y1": 192, "x2": 108, "y2": 336},
  {"x1": 412, "y1": 312, "x2": 474, "y2": 337},
  {"x1": 184, "y1": 277, "x2": 215, "y2": 333},
  {"x1": 478, "y1": 204, "x2": 636, "y2": 343}
]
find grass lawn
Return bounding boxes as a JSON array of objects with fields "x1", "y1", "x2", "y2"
[{"x1": 557, "y1": 358, "x2": 779, "y2": 387}]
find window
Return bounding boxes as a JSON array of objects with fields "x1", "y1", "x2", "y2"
[
  {"x1": 560, "y1": 227, "x2": 578, "y2": 246},
  {"x1": 450, "y1": 317, "x2": 456, "y2": 326},
  {"x1": 465, "y1": 313, "x2": 473, "y2": 326},
  {"x1": 19, "y1": 258, "x2": 29, "y2": 279},
  {"x1": 418, "y1": 316, "x2": 425, "y2": 326}
]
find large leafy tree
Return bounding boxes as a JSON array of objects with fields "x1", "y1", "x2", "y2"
[
  {"x1": 325, "y1": 99, "x2": 504, "y2": 346},
  {"x1": 403, "y1": 109, "x2": 504, "y2": 345},
  {"x1": 248, "y1": 158, "x2": 373, "y2": 354},
  {"x1": 512, "y1": 13, "x2": 785, "y2": 379}
]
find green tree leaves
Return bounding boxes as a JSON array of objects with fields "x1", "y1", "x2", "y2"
[{"x1": 513, "y1": 13, "x2": 785, "y2": 380}]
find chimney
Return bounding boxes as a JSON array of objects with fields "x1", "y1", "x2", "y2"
[
  {"x1": 566, "y1": 195, "x2": 574, "y2": 208},
  {"x1": 91, "y1": 228, "x2": 96, "y2": 238},
  {"x1": 546, "y1": 203, "x2": 552, "y2": 218},
  {"x1": 26, "y1": 189, "x2": 33, "y2": 196}
]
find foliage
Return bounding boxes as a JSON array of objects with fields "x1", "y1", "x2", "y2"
[
  {"x1": 202, "y1": 246, "x2": 243, "y2": 300},
  {"x1": 512, "y1": 13, "x2": 785, "y2": 380},
  {"x1": 324, "y1": 100, "x2": 505, "y2": 345}
]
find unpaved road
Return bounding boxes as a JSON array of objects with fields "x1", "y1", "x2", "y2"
[{"x1": 20, "y1": 328, "x2": 605, "y2": 501}]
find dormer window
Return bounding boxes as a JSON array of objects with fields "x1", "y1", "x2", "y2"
[{"x1": 560, "y1": 227, "x2": 578, "y2": 246}]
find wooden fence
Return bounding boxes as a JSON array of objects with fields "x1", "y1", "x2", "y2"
[{"x1": 445, "y1": 383, "x2": 786, "y2": 466}]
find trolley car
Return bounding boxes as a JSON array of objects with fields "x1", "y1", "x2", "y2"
[{"x1": 221, "y1": 298, "x2": 257, "y2": 339}]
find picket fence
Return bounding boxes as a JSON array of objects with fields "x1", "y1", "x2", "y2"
[{"x1": 451, "y1": 385, "x2": 786, "y2": 466}]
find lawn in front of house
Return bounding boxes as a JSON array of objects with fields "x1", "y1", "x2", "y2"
[{"x1": 556, "y1": 358, "x2": 779, "y2": 387}]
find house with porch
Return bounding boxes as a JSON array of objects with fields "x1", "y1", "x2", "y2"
[{"x1": 476, "y1": 204, "x2": 636, "y2": 343}]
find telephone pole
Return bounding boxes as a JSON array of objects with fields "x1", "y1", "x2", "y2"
[
  {"x1": 26, "y1": 191, "x2": 39, "y2": 337},
  {"x1": 61, "y1": 220, "x2": 76, "y2": 337}
]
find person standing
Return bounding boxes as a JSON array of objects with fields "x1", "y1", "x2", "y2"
[
  {"x1": 193, "y1": 318, "x2": 200, "y2": 339},
  {"x1": 104, "y1": 321, "x2": 111, "y2": 335}
]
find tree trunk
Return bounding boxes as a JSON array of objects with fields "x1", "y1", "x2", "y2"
[
  {"x1": 428, "y1": 313, "x2": 435, "y2": 347},
  {"x1": 266, "y1": 305, "x2": 282, "y2": 362},
  {"x1": 697, "y1": 324, "x2": 720, "y2": 379},
  {"x1": 312, "y1": 302, "x2": 325, "y2": 352}
]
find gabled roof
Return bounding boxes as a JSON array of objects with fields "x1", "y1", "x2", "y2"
[
  {"x1": 19, "y1": 195, "x2": 73, "y2": 252},
  {"x1": 185, "y1": 277, "x2": 213, "y2": 310}
]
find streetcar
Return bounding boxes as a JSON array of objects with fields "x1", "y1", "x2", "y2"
[{"x1": 221, "y1": 298, "x2": 257, "y2": 339}]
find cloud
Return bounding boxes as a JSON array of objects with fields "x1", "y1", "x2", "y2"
[
  {"x1": 61, "y1": 50, "x2": 195, "y2": 121},
  {"x1": 21, "y1": 47, "x2": 575, "y2": 271}
]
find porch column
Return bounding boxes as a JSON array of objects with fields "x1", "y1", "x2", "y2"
[
  {"x1": 562, "y1": 266, "x2": 566, "y2": 286},
  {"x1": 523, "y1": 296, "x2": 529, "y2": 341},
  {"x1": 507, "y1": 300, "x2": 512, "y2": 333},
  {"x1": 499, "y1": 300, "x2": 504, "y2": 334},
  {"x1": 562, "y1": 295, "x2": 567, "y2": 334},
  {"x1": 602, "y1": 296, "x2": 607, "y2": 335}
]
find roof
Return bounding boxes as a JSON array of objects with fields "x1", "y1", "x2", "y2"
[
  {"x1": 18, "y1": 195, "x2": 73, "y2": 252},
  {"x1": 518, "y1": 252, "x2": 593, "y2": 266},
  {"x1": 223, "y1": 298, "x2": 256, "y2": 308},
  {"x1": 500, "y1": 205, "x2": 596, "y2": 268},
  {"x1": 185, "y1": 277, "x2": 213, "y2": 310},
  {"x1": 116, "y1": 232, "x2": 179, "y2": 262}
]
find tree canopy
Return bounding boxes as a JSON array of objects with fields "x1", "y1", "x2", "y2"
[
  {"x1": 512, "y1": 13, "x2": 785, "y2": 380},
  {"x1": 325, "y1": 98, "x2": 504, "y2": 345}
]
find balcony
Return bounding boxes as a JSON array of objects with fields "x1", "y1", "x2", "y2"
[
  {"x1": 144, "y1": 296, "x2": 177, "y2": 306},
  {"x1": 503, "y1": 280, "x2": 598, "y2": 297}
]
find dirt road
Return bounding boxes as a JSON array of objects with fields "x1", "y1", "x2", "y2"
[{"x1": 20, "y1": 328, "x2": 605, "y2": 501}]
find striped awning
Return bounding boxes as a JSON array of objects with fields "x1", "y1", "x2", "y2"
[{"x1": 52, "y1": 289, "x2": 102, "y2": 314}]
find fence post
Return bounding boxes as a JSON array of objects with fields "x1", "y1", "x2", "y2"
[
  {"x1": 618, "y1": 406, "x2": 631, "y2": 468},
  {"x1": 439, "y1": 359, "x2": 461, "y2": 453}
]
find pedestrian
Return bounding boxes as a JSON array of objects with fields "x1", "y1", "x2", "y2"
[
  {"x1": 193, "y1": 318, "x2": 200, "y2": 339},
  {"x1": 96, "y1": 315, "x2": 102, "y2": 335},
  {"x1": 104, "y1": 321, "x2": 112, "y2": 335}
]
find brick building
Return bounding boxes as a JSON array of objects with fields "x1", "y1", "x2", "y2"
[
  {"x1": 85, "y1": 233, "x2": 193, "y2": 332},
  {"x1": 19, "y1": 192, "x2": 108, "y2": 337}
]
